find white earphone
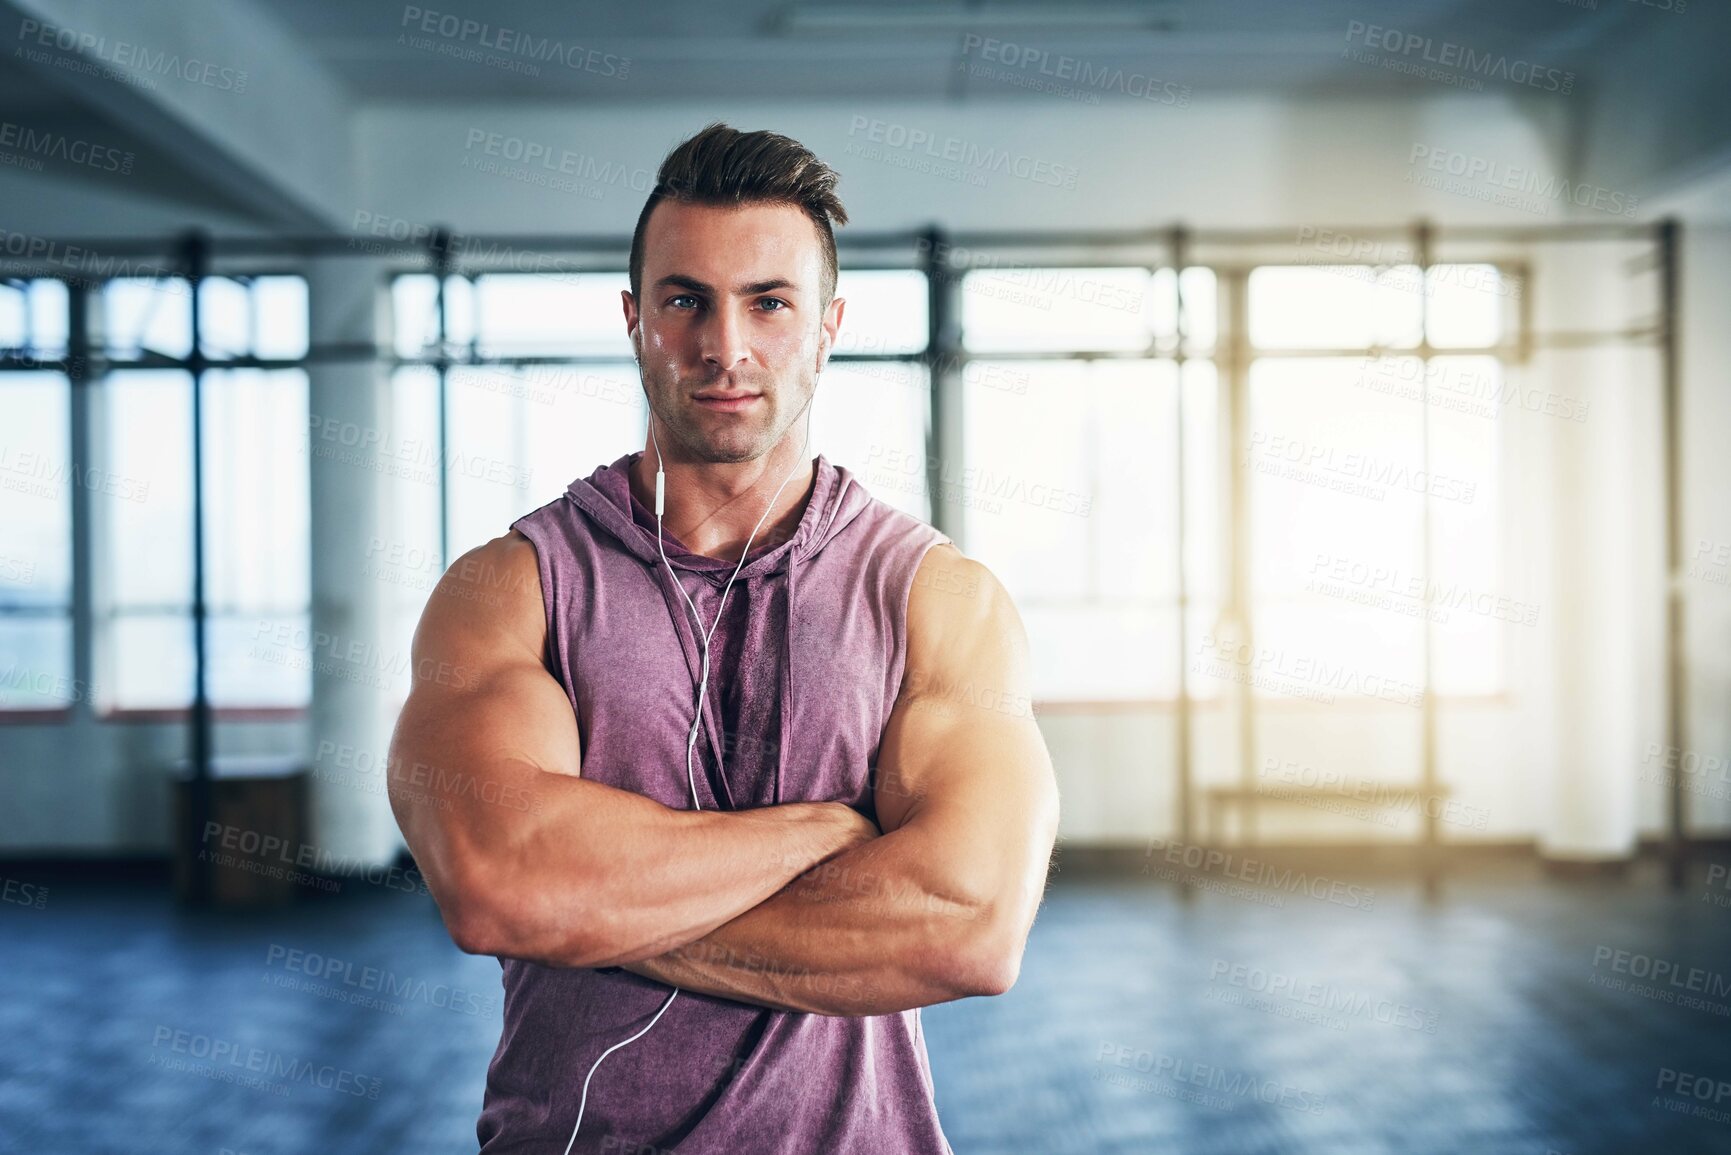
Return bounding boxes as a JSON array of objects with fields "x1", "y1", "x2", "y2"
[{"x1": 563, "y1": 379, "x2": 816, "y2": 1155}]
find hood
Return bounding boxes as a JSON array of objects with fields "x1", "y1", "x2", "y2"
[
  {"x1": 560, "y1": 450, "x2": 869, "y2": 808},
  {"x1": 563, "y1": 450, "x2": 868, "y2": 580}
]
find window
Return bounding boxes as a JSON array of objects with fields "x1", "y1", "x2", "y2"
[
  {"x1": 0, "y1": 282, "x2": 74, "y2": 710},
  {"x1": 96, "y1": 276, "x2": 311, "y2": 711},
  {"x1": 1246, "y1": 264, "x2": 1508, "y2": 702},
  {"x1": 201, "y1": 275, "x2": 309, "y2": 360},
  {"x1": 820, "y1": 269, "x2": 930, "y2": 520},
  {"x1": 957, "y1": 266, "x2": 1219, "y2": 702},
  {"x1": 0, "y1": 279, "x2": 68, "y2": 359},
  {"x1": 828, "y1": 269, "x2": 929, "y2": 356},
  {"x1": 811, "y1": 360, "x2": 929, "y2": 522},
  {"x1": 385, "y1": 273, "x2": 648, "y2": 700},
  {"x1": 949, "y1": 259, "x2": 1508, "y2": 705},
  {"x1": 1247, "y1": 264, "x2": 1422, "y2": 350}
]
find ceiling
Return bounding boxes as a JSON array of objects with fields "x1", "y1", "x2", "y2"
[
  {"x1": 2, "y1": 0, "x2": 1719, "y2": 231},
  {"x1": 265, "y1": 0, "x2": 1646, "y2": 103}
]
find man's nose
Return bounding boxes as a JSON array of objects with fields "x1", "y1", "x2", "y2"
[{"x1": 700, "y1": 305, "x2": 751, "y2": 372}]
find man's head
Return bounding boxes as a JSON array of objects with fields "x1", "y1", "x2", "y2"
[{"x1": 624, "y1": 122, "x2": 848, "y2": 465}]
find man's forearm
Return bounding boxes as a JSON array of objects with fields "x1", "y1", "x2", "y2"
[
  {"x1": 617, "y1": 823, "x2": 1000, "y2": 1016},
  {"x1": 617, "y1": 544, "x2": 1063, "y2": 1015},
  {"x1": 443, "y1": 775, "x2": 871, "y2": 968}
]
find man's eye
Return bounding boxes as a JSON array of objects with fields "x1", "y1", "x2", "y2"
[
  {"x1": 760, "y1": 298, "x2": 788, "y2": 312},
  {"x1": 670, "y1": 295, "x2": 699, "y2": 309}
]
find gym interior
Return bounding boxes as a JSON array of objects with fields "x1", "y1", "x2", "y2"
[{"x1": 3, "y1": 3, "x2": 1730, "y2": 1153}]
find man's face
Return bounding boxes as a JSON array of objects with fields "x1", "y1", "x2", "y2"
[{"x1": 625, "y1": 200, "x2": 844, "y2": 464}]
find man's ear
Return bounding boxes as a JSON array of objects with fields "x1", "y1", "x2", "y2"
[
  {"x1": 621, "y1": 287, "x2": 639, "y2": 358},
  {"x1": 817, "y1": 296, "x2": 846, "y2": 373}
]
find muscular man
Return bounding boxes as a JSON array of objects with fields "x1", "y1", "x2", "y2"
[{"x1": 388, "y1": 122, "x2": 1059, "y2": 1154}]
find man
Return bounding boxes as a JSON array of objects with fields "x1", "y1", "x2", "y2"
[{"x1": 388, "y1": 122, "x2": 1059, "y2": 1154}]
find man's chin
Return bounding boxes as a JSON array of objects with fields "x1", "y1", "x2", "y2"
[
  {"x1": 686, "y1": 435, "x2": 769, "y2": 465},
  {"x1": 698, "y1": 448, "x2": 760, "y2": 465}
]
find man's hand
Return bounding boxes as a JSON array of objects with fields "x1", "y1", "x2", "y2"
[{"x1": 831, "y1": 807, "x2": 883, "y2": 854}]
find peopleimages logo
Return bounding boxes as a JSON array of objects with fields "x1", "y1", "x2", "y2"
[
  {"x1": 864, "y1": 445, "x2": 1093, "y2": 517},
  {"x1": 0, "y1": 446, "x2": 150, "y2": 502},
  {"x1": 149, "y1": 1026, "x2": 382, "y2": 1099},
  {"x1": 0, "y1": 230, "x2": 187, "y2": 290},
  {"x1": 1343, "y1": 21, "x2": 1574, "y2": 95},
  {"x1": 0, "y1": 122, "x2": 134, "y2": 175},
  {"x1": 958, "y1": 34, "x2": 1190, "y2": 107},
  {"x1": 459, "y1": 130, "x2": 652, "y2": 193},
  {"x1": 1244, "y1": 431, "x2": 1478, "y2": 506},
  {"x1": 399, "y1": 7, "x2": 629, "y2": 78},
  {"x1": 1407, "y1": 145, "x2": 1639, "y2": 217},
  {"x1": 1093, "y1": 1042, "x2": 1329, "y2": 1114},
  {"x1": 846, "y1": 117, "x2": 1080, "y2": 190},
  {"x1": 1144, "y1": 836, "x2": 1378, "y2": 910},
  {"x1": 264, "y1": 944, "x2": 497, "y2": 1016},
  {"x1": 16, "y1": 19, "x2": 249, "y2": 93}
]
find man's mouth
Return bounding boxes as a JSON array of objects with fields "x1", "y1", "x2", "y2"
[{"x1": 692, "y1": 392, "x2": 762, "y2": 413}]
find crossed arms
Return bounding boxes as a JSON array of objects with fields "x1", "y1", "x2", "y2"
[{"x1": 387, "y1": 531, "x2": 1059, "y2": 1017}]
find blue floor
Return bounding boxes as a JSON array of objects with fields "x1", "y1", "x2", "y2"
[{"x1": 2, "y1": 854, "x2": 1728, "y2": 1153}]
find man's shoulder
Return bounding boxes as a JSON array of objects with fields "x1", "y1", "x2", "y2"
[
  {"x1": 417, "y1": 531, "x2": 547, "y2": 665},
  {"x1": 907, "y1": 543, "x2": 1008, "y2": 631},
  {"x1": 445, "y1": 531, "x2": 541, "y2": 599},
  {"x1": 896, "y1": 542, "x2": 1033, "y2": 727}
]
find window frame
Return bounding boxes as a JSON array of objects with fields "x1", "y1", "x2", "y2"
[
  {"x1": 949, "y1": 256, "x2": 1523, "y2": 709},
  {"x1": 0, "y1": 252, "x2": 1527, "y2": 722},
  {"x1": 0, "y1": 271, "x2": 316, "y2": 723}
]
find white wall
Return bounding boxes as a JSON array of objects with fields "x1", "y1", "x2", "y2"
[
  {"x1": 351, "y1": 94, "x2": 1568, "y2": 234},
  {"x1": 1672, "y1": 225, "x2": 1731, "y2": 837}
]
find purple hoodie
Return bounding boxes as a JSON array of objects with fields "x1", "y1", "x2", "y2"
[{"x1": 480, "y1": 451, "x2": 955, "y2": 1154}]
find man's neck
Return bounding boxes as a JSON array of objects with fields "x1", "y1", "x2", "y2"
[{"x1": 629, "y1": 445, "x2": 816, "y2": 562}]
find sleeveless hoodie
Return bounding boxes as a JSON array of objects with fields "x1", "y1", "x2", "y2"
[{"x1": 479, "y1": 450, "x2": 955, "y2": 1154}]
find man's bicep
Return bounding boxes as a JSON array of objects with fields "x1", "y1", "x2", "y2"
[
  {"x1": 387, "y1": 533, "x2": 581, "y2": 887},
  {"x1": 399, "y1": 531, "x2": 579, "y2": 768},
  {"x1": 875, "y1": 545, "x2": 1057, "y2": 857}
]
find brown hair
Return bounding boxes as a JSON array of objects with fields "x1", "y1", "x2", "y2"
[{"x1": 629, "y1": 121, "x2": 849, "y2": 307}]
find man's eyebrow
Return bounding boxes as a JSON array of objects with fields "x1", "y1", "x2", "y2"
[{"x1": 653, "y1": 274, "x2": 801, "y2": 297}]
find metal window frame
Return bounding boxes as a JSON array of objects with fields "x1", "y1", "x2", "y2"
[{"x1": 0, "y1": 218, "x2": 1687, "y2": 893}]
